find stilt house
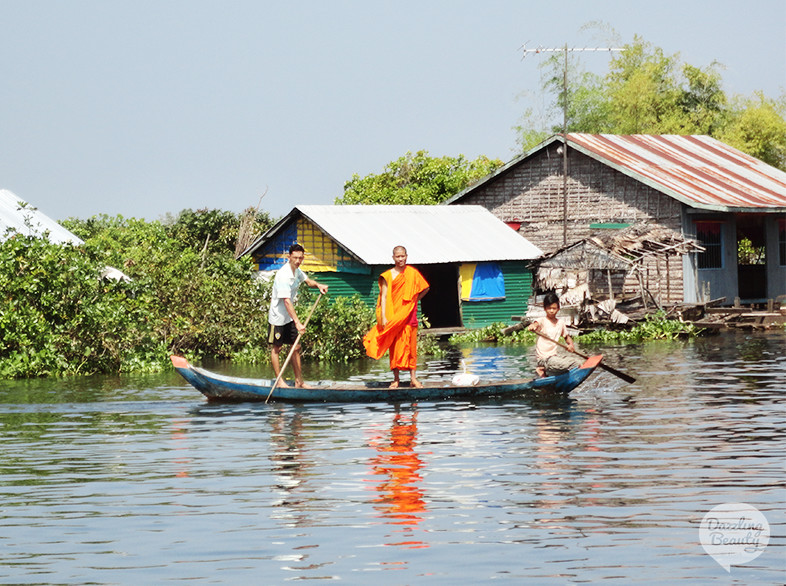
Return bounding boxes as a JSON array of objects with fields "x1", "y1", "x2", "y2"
[
  {"x1": 446, "y1": 134, "x2": 786, "y2": 305},
  {"x1": 241, "y1": 205, "x2": 542, "y2": 330}
]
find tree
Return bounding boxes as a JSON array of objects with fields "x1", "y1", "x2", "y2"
[
  {"x1": 336, "y1": 151, "x2": 503, "y2": 205},
  {"x1": 604, "y1": 38, "x2": 682, "y2": 134},
  {"x1": 718, "y1": 92, "x2": 786, "y2": 169},
  {"x1": 515, "y1": 35, "x2": 786, "y2": 171}
]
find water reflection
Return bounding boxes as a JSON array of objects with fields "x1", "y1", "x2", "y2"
[
  {"x1": 367, "y1": 407, "x2": 428, "y2": 549},
  {"x1": 269, "y1": 407, "x2": 312, "y2": 518},
  {"x1": 170, "y1": 418, "x2": 191, "y2": 479}
]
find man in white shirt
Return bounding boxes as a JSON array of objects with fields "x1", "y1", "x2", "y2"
[{"x1": 268, "y1": 243, "x2": 328, "y2": 387}]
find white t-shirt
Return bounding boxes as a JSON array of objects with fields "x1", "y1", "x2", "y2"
[
  {"x1": 268, "y1": 263, "x2": 307, "y2": 326},
  {"x1": 534, "y1": 316, "x2": 569, "y2": 361}
]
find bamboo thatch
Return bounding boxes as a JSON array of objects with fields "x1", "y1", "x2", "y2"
[
  {"x1": 531, "y1": 223, "x2": 704, "y2": 310},
  {"x1": 536, "y1": 239, "x2": 630, "y2": 270},
  {"x1": 589, "y1": 224, "x2": 704, "y2": 260}
]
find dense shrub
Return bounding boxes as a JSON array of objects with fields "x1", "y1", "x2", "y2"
[
  {"x1": 449, "y1": 313, "x2": 704, "y2": 347},
  {"x1": 301, "y1": 290, "x2": 376, "y2": 363},
  {"x1": 1, "y1": 210, "x2": 371, "y2": 378},
  {"x1": 0, "y1": 235, "x2": 166, "y2": 377}
]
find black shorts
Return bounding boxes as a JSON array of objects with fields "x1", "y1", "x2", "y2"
[{"x1": 268, "y1": 321, "x2": 298, "y2": 346}]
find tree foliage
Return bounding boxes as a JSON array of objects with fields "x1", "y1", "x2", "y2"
[
  {"x1": 336, "y1": 150, "x2": 503, "y2": 205},
  {"x1": 516, "y1": 36, "x2": 786, "y2": 170},
  {"x1": 1, "y1": 210, "x2": 372, "y2": 378},
  {"x1": 718, "y1": 92, "x2": 786, "y2": 169}
]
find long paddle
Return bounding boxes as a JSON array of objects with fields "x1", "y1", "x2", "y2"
[
  {"x1": 265, "y1": 292, "x2": 324, "y2": 403},
  {"x1": 533, "y1": 329, "x2": 636, "y2": 384}
]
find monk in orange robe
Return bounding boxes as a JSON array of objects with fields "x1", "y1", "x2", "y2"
[{"x1": 363, "y1": 246, "x2": 429, "y2": 388}]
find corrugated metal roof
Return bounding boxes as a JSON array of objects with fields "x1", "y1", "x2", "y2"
[
  {"x1": 447, "y1": 134, "x2": 786, "y2": 212},
  {"x1": 568, "y1": 134, "x2": 786, "y2": 212},
  {"x1": 0, "y1": 189, "x2": 84, "y2": 245},
  {"x1": 251, "y1": 205, "x2": 542, "y2": 265}
]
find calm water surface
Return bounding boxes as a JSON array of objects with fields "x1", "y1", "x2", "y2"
[{"x1": 1, "y1": 331, "x2": 784, "y2": 584}]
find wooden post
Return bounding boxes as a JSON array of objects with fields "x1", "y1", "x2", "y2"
[
  {"x1": 638, "y1": 267, "x2": 648, "y2": 310},
  {"x1": 562, "y1": 44, "x2": 568, "y2": 247},
  {"x1": 665, "y1": 256, "x2": 670, "y2": 304}
]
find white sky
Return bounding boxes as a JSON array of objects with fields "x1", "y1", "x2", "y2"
[{"x1": 1, "y1": 0, "x2": 784, "y2": 222}]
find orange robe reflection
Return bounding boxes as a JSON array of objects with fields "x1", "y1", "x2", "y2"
[
  {"x1": 363, "y1": 266, "x2": 429, "y2": 371},
  {"x1": 369, "y1": 411, "x2": 429, "y2": 549}
]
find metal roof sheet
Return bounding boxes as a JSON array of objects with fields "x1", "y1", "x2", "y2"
[
  {"x1": 0, "y1": 189, "x2": 84, "y2": 245},
  {"x1": 447, "y1": 134, "x2": 786, "y2": 212},
  {"x1": 253, "y1": 205, "x2": 542, "y2": 265},
  {"x1": 568, "y1": 134, "x2": 786, "y2": 211}
]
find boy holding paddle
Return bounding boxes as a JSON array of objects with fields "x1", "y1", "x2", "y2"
[
  {"x1": 268, "y1": 243, "x2": 328, "y2": 388},
  {"x1": 527, "y1": 291, "x2": 582, "y2": 378}
]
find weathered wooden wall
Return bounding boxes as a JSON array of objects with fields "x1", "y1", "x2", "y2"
[{"x1": 454, "y1": 143, "x2": 686, "y2": 305}]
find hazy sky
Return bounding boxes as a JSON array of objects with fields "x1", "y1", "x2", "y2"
[{"x1": 2, "y1": 0, "x2": 784, "y2": 223}]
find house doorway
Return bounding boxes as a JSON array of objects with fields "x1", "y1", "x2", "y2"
[
  {"x1": 736, "y1": 215, "x2": 767, "y2": 301},
  {"x1": 416, "y1": 264, "x2": 462, "y2": 328}
]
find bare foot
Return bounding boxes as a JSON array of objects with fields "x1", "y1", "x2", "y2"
[
  {"x1": 410, "y1": 379, "x2": 423, "y2": 388},
  {"x1": 535, "y1": 367, "x2": 546, "y2": 378},
  {"x1": 296, "y1": 381, "x2": 313, "y2": 389},
  {"x1": 277, "y1": 380, "x2": 291, "y2": 388},
  {"x1": 389, "y1": 381, "x2": 400, "y2": 389}
]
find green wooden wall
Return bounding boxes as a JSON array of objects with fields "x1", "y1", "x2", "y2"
[
  {"x1": 460, "y1": 261, "x2": 532, "y2": 328},
  {"x1": 309, "y1": 261, "x2": 533, "y2": 330},
  {"x1": 311, "y1": 267, "x2": 384, "y2": 307}
]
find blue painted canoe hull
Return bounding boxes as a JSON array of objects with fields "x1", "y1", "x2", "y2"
[{"x1": 171, "y1": 354, "x2": 603, "y2": 403}]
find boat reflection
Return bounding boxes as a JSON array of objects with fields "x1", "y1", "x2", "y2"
[{"x1": 367, "y1": 406, "x2": 429, "y2": 549}]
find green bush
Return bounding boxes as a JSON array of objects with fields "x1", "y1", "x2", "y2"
[
  {"x1": 0, "y1": 235, "x2": 167, "y2": 377},
  {"x1": 577, "y1": 311, "x2": 703, "y2": 343},
  {"x1": 1, "y1": 210, "x2": 393, "y2": 378},
  {"x1": 2, "y1": 213, "x2": 272, "y2": 377},
  {"x1": 449, "y1": 313, "x2": 703, "y2": 347},
  {"x1": 449, "y1": 322, "x2": 535, "y2": 345},
  {"x1": 296, "y1": 290, "x2": 376, "y2": 363}
]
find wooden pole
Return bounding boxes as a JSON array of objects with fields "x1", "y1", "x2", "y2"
[
  {"x1": 265, "y1": 293, "x2": 324, "y2": 403},
  {"x1": 562, "y1": 43, "x2": 568, "y2": 247}
]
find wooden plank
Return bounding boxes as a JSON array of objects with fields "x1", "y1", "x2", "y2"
[{"x1": 706, "y1": 307, "x2": 750, "y2": 315}]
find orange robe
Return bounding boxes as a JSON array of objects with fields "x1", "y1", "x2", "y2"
[{"x1": 363, "y1": 265, "x2": 429, "y2": 371}]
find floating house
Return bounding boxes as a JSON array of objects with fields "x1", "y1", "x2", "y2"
[
  {"x1": 447, "y1": 134, "x2": 786, "y2": 305},
  {"x1": 242, "y1": 205, "x2": 542, "y2": 330}
]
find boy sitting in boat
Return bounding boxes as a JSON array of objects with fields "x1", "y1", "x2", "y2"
[{"x1": 527, "y1": 291, "x2": 582, "y2": 378}]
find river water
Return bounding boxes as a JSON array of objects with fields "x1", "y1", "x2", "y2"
[{"x1": 1, "y1": 331, "x2": 784, "y2": 584}]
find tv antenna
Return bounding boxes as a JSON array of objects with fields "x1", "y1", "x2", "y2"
[{"x1": 521, "y1": 43, "x2": 623, "y2": 245}]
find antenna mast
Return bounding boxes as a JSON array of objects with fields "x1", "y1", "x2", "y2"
[{"x1": 521, "y1": 44, "x2": 623, "y2": 246}]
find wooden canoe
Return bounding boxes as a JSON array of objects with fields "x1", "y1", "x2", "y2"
[{"x1": 171, "y1": 354, "x2": 603, "y2": 403}]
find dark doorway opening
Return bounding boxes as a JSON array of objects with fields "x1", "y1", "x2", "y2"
[
  {"x1": 415, "y1": 264, "x2": 461, "y2": 328},
  {"x1": 736, "y1": 215, "x2": 767, "y2": 301}
]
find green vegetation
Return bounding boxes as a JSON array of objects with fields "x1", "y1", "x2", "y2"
[
  {"x1": 0, "y1": 210, "x2": 374, "y2": 378},
  {"x1": 577, "y1": 312, "x2": 704, "y2": 343},
  {"x1": 449, "y1": 312, "x2": 703, "y2": 346},
  {"x1": 448, "y1": 322, "x2": 534, "y2": 345},
  {"x1": 336, "y1": 151, "x2": 503, "y2": 205},
  {"x1": 516, "y1": 36, "x2": 786, "y2": 171}
]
